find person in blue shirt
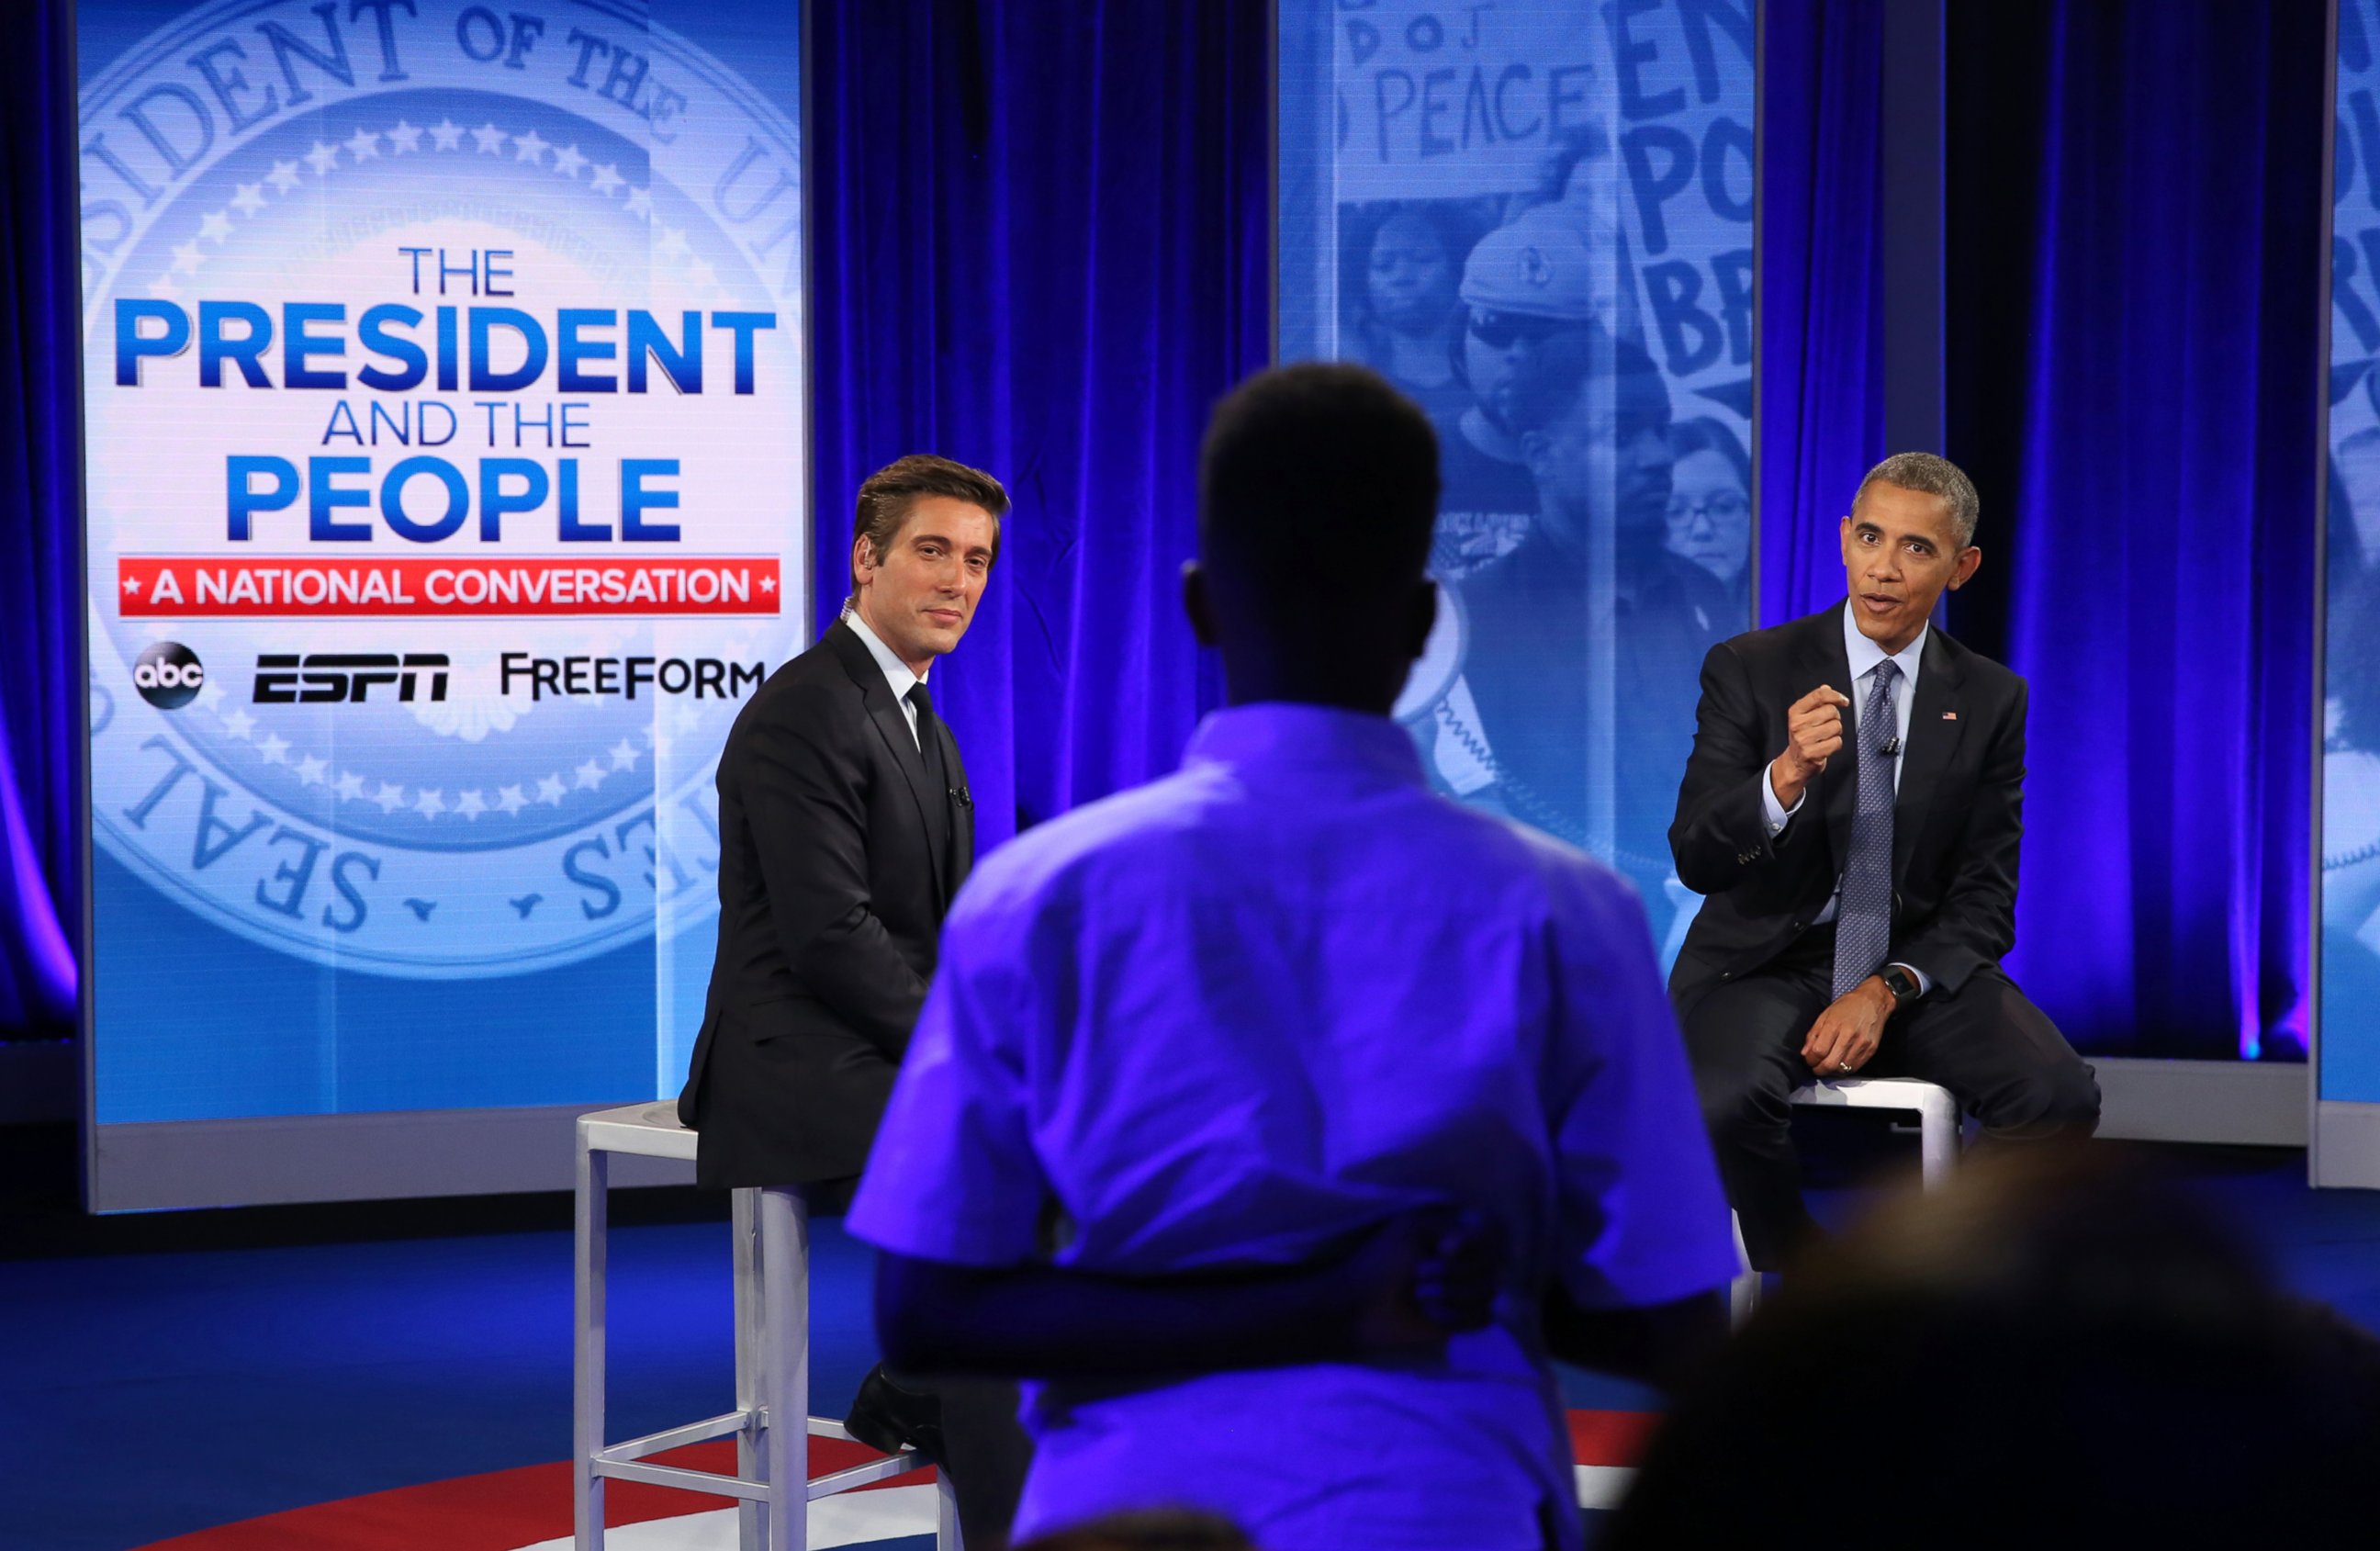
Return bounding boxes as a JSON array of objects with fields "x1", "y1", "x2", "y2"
[{"x1": 848, "y1": 363, "x2": 1737, "y2": 1550}]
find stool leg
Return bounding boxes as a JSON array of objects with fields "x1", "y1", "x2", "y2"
[
  {"x1": 1918, "y1": 1097, "x2": 1959, "y2": 1188},
  {"x1": 937, "y1": 1471, "x2": 965, "y2": 1551},
  {"x1": 759, "y1": 1186, "x2": 810, "y2": 1551},
  {"x1": 575, "y1": 1143, "x2": 608, "y2": 1551},
  {"x1": 734, "y1": 1189, "x2": 764, "y2": 1551},
  {"x1": 1726, "y1": 1209, "x2": 1761, "y2": 1325}
]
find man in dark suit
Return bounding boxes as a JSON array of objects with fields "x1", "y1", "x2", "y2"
[
  {"x1": 677, "y1": 452, "x2": 1027, "y2": 1540},
  {"x1": 1668, "y1": 452, "x2": 2100, "y2": 1272}
]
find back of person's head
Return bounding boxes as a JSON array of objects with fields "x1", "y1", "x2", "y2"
[
  {"x1": 1600, "y1": 1148, "x2": 2380, "y2": 1550},
  {"x1": 1010, "y1": 1508, "x2": 1259, "y2": 1551},
  {"x1": 1194, "y1": 363, "x2": 1440, "y2": 707}
]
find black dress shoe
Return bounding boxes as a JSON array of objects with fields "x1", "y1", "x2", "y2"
[{"x1": 844, "y1": 1362, "x2": 945, "y2": 1465}]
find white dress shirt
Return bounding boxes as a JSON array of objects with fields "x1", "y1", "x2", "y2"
[
  {"x1": 1759, "y1": 606, "x2": 1932, "y2": 991},
  {"x1": 845, "y1": 607, "x2": 926, "y2": 747}
]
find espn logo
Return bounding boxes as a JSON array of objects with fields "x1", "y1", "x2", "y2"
[{"x1": 253, "y1": 653, "x2": 451, "y2": 703}]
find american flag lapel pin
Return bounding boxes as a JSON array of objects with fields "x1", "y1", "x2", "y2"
[{"x1": 1943, "y1": 711, "x2": 1959, "y2": 720}]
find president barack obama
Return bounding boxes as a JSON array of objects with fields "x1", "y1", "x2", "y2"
[{"x1": 1667, "y1": 453, "x2": 2099, "y2": 1271}]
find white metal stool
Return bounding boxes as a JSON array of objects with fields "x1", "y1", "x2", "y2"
[
  {"x1": 1728, "y1": 1076, "x2": 1960, "y2": 1322},
  {"x1": 574, "y1": 1101, "x2": 961, "y2": 1550}
]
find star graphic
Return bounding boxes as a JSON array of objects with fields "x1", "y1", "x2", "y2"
[
  {"x1": 230, "y1": 183, "x2": 266, "y2": 215},
  {"x1": 496, "y1": 784, "x2": 528, "y2": 815},
  {"x1": 171, "y1": 240, "x2": 205, "y2": 275},
  {"x1": 656, "y1": 226, "x2": 690, "y2": 260},
  {"x1": 372, "y1": 781, "x2": 408, "y2": 813},
  {"x1": 758, "y1": 576, "x2": 776, "y2": 593},
  {"x1": 511, "y1": 128, "x2": 551, "y2": 164},
  {"x1": 608, "y1": 739, "x2": 641, "y2": 772},
  {"x1": 552, "y1": 143, "x2": 588, "y2": 178},
  {"x1": 470, "y1": 122, "x2": 508, "y2": 154},
  {"x1": 573, "y1": 759, "x2": 608, "y2": 791},
  {"x1": 147, "y1": 275, "x2": 182, "y2": 302},
  {"x1": 122, "y1": 575, "x2": 141, "y2": 595},
  {"x1": 198, "y1": 210, "x2": 232, "y2": 243},
  {"x1": 334, "y1": 770, "x2": 365, "y2": 801},
  {"x1": 536, "y1": 773, "x2": 568, "y2": 805},
  {"x1": 386, "y1": 119, "x2": 424, "y2": 154},
  {"x1": 195, "y1": 680, "x2": 226, "y2": 710},
  {"x1": 624, "y1": 185, "x2": 654, "y2": 219},
  {"x1": 266, "y1": 160, "x2": 302, "y2": 192},
  {"x1": 296, "y1": 755, "x2": 329, "y2": 786},
  {"x1": 589, "y1": 163, "x2": 623, "y2": 196},
  {"x1": 344, "y1": 128, "x2": 382, "y2": 162},
  {"x1": 430, "y1": 118, "x2": 466, "y2": 152},
  {"x1": 413, "y1": 788, "x2": 446, "y2": 817},
  {"x1": 455, "y1": 790, "x2": 488, "y2": 820},
  {"x1": 304, "y1": 140, "x2": 341, "y2": 175},
  {"x1": 256, "y1": 733, "x2": 291, "y2": 765},
  {"x1": 220, "y1": 707, "x2": 256, "y2": 741}
]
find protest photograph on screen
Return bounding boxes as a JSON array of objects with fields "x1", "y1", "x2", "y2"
[
  {"x1": 1278, "y1": 0, "x2": 1754, "y2": 959},
  {"x1": 75, "y1": 0, "x2": 808, "y2": 1156}
]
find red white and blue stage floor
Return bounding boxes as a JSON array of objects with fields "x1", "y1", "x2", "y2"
[
  {"x1": 124, "y1": 1418, "x2": 1653, "y2": 1551},
  {"x1": 7, "y1": 1139, "x2": 2378, "y2": 1551}
]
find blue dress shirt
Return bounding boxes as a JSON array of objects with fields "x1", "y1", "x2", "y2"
[{"x1": 848, "y1": 702, "x2": 1736, "y2": 1550}]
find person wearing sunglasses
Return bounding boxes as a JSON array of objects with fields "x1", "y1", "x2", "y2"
[{"x1": 1433, "y1": 208, "x2": 1605, "y2": 557}]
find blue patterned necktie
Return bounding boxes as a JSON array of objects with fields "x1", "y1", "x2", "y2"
[{"x1": 1832, "y1": 659, "x2": 1903, "y2": 1001}]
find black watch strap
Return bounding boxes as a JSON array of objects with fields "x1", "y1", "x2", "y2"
[{"x1": 1881, "y1": 964, "x2": 1922, "y2": 1008}]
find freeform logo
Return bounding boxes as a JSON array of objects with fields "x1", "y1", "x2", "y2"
[
  {"x1": 133, "y1": 641, "x2": 205, "y2": 709},
  {"x1": 253, "y1": 654, "x2": 451, "y2": 703},
  {"x1": 500, "y1": 653, "x2": 764, "y2": 702}
]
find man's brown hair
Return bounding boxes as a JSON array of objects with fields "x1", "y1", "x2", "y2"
[{"x1": 847, "y1": 454, "x2": 1010, "y2": 606}]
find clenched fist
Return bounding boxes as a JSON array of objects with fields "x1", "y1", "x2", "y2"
[{"x1": 1770, "y1": 684, "x2": 1851, "y2": 810}]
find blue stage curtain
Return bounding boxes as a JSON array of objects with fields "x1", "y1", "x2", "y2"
[
  {"x1": 0, "y1": 0, "x2": 79, "y2": 1039},
  {"x1": 807, "y1": 0, "x2": 1262, "y2": 847},
  {"x1": 1756, "y1": 0, "x2": 1886, "y2": 627},
  {"x1": 1944, "y1": 0, "x2": 2323, "y2": 1060}
]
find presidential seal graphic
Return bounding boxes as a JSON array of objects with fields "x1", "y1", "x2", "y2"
[{"x1": 81, "y1": 0, "x2": 810, "y2": 979}]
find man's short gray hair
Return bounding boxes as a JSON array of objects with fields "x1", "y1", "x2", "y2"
[{"x1": 1854, "y1": 452, "x2": 1981, "y2": 546}]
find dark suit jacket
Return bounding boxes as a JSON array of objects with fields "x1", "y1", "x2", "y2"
[
  {"x1": 678, "y1": 618, "x2": 973, "y2": 1189},
  {"x1": 1667, "y1": 601, "x2": 2026, "y2": 1018}
]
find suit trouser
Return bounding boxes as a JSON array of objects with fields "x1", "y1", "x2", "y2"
[
  {"x1": 805, "y1": 1177, "x2": 1034, "y2": 1549},
  {"x1": 1680, "y1": 928, "x2": 2102, "y2": 1272}
]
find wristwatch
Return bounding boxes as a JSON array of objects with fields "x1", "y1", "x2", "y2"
[{"x1": 1880, "y1": 964, "x2": 1923, "y2": 1010}]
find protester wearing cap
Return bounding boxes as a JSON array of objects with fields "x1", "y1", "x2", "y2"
[{"x1": 1435, "y1": 206, "x2": 1607, "y2": 532}]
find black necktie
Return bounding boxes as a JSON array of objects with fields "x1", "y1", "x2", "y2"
[
  {"x1": 905, "y1": 681, "x2": 943, "y2": 782},
  {"x1": 906, "y1": 681, "x2": 958, "y2": 885}
]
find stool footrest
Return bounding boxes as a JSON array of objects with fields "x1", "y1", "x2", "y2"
[
  {"x1": 807, "y1": 1453, "x2": 925, "y2": 1499},
  {"x1": 600, "y1": 1410, "x2": 752, "y2": 1463},
  {"x1": 595, "y1": 1458, "x2": 772, "y2": 1501}
]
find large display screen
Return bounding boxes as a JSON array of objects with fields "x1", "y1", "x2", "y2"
[
  {"x1": 1277, "y1": 0, "x2": 1755, "y2": 956},
  {"x1": 77, "y1": 0, "x2": 806, "y2": 1196},
  {"x1": 2330, "y1": 0, "x2": 2380, "y2": 1112}
]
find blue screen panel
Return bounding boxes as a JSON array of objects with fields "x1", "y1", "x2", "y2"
[
  {"x1": 76, "y1": 0, "x2": 809, "y2": 1142},
  {"x1": 2329, "y1": 0, "x2": 2380, "y2": 1102},
  {"x1": 1278, "y1": 0, "x2": 1756, "y2": 958}
]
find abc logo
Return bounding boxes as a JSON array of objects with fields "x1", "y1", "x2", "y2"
[{"x1": 133, "y1": 642, "x2": 205, "y2": 709}]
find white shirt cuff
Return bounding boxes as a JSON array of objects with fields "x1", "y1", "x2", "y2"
[
  {"x1": 1887, "y1": 961, "x2": 1934, "y2": 996},
  {"x1": 1762, "y1": 765, "x2": 1805, "y2": 836}
]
